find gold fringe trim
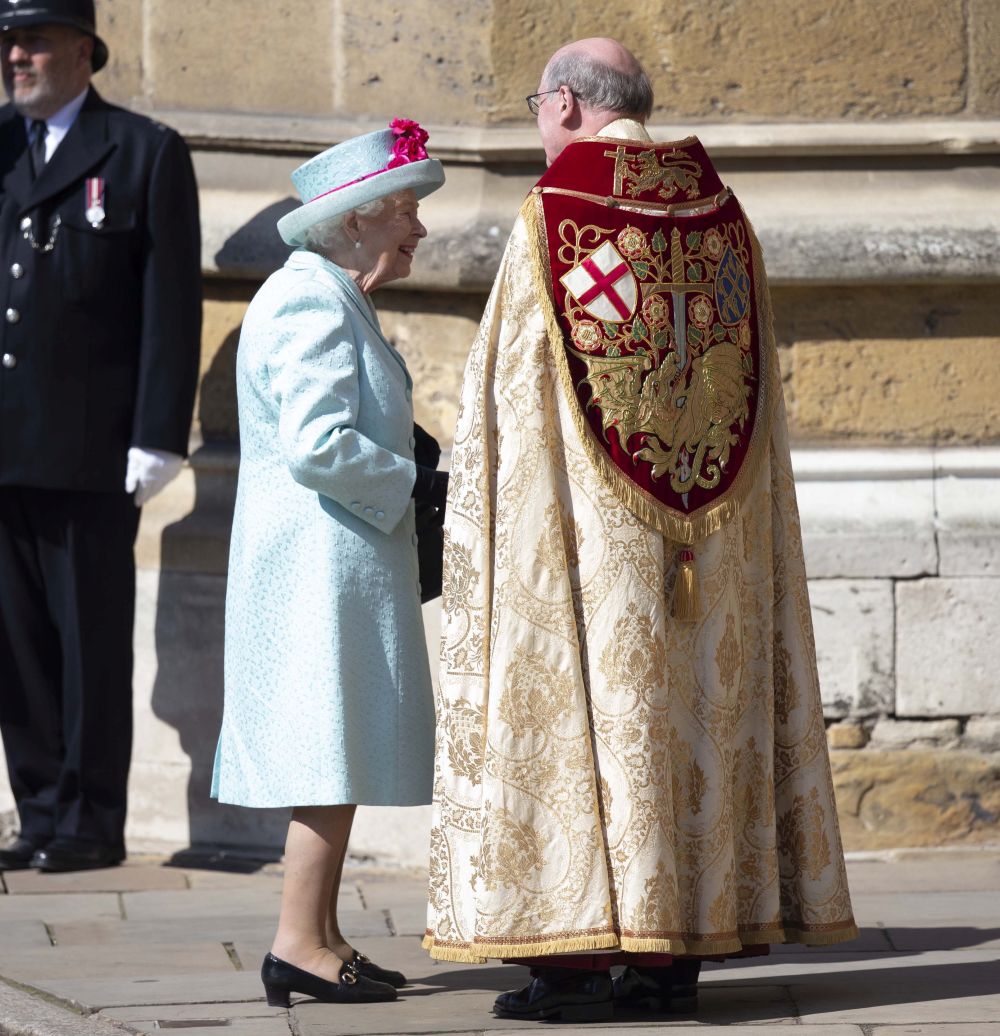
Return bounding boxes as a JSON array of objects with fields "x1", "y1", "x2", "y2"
[
  {"x1": 523, "y1": 195, "x2": 779, "y2": 547},
  {"x1": 781, "y1": 923, "x2": 861, "y2": 947},
  {"x1": 424, "y1": 920, "x2": 860, "y2": 964}
]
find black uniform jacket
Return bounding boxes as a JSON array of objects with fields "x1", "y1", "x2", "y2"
[{"x1": 0, "y1": 87, "x2": 202, "y2": 491}]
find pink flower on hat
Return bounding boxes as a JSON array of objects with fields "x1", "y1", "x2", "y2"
[{"x1": 388, "y1": 118, "x2": 430, "y2": 168}]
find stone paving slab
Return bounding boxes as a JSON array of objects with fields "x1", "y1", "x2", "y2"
[
  {"x1": 48, "y1": 916, "x2": 273, "y2": 948},
  {"x1": 18, "y1": 971, "x2": 265, "y2": 1011},
  {"x1": 3, "y1": 863, "x2": 188, "y2": 896},
  {"x1": 118, "y1": 887, "x2": 284, "y2": 921},
  {"x1": 849, "y1": 890, "x2": 1000, "y2": 923},
  {"x1": 846, "y1": 855, "x2": 1000, "y2": 894},
  {"x1": 293, "y1": 983, "x2": 800, "y2": 1034},
  {"x1": 0, "y1": 940, "x2": 236, "y2": 983},
  {"x1": 0, "y1": 893, "x2": 122, "y2": 923},
  {"x1": 870, "y1": 1027, "x2": 1000, "y2": 1036},
  {"x1": 0, "y1": 920, "x2": 58, "y2": 950}
]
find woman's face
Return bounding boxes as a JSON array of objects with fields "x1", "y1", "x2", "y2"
[{"x1": 356, "y1": 190, "x2": 427, "y2": 292}]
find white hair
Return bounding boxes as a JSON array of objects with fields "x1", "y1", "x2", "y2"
[
  {"x1": 302, "y1": 195, "x2": 392, "y2": 256},
  {"x1": 543, "y1": 51, "x2": 654, "y2": 120}
]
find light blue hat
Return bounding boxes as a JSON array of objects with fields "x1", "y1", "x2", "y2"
[{"x1": 277, "y1": 120, "x2": 445, "y2": 247}]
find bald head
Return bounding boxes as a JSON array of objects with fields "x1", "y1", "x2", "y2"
[
  {"x1": 533, "y1": 37, "x2": 653, "y2": 165},
  {"x1": 541, "y1": 37, "x2": 653, "y2": 120}
]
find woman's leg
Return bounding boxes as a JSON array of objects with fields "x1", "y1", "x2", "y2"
[
  {"x1": 324, "y1": 834, "x2": 355, "y2": 960},
  {"x1": 271, "y1": 804, "x2": 356, "y2": 982}
]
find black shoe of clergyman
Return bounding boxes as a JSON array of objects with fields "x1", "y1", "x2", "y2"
[
  {"x1": 350, "y1": 949, "x2": 407, "y2": 988},
  {"x1": 493, "y1": 968, "x2": 614, "y2": 1022},
  {"x1": 0, "y1": 837, "x2": 46, "y2": 871},
  {"x1": 31, "y1": 839, "x2": 125, "y2": 873},
  {"x1": 260, "y1": 953, "x2": 397, "y2": 1007},
  {"x1": 613, "y1": 959, "x2": 702, "y2": 1014}
]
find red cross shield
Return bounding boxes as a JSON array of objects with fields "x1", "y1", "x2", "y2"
[{"x1": 559, "y1": 240, "x2": 638, "y2": 323}]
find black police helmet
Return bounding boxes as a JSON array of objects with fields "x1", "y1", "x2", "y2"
[{"x1": 0, "y1": 0, "x2": 109, "y2": 72}]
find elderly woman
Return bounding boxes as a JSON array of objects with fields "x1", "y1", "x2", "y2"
[{"x1": 211, "y1": 120, "x2": 447, "y2": 1007}]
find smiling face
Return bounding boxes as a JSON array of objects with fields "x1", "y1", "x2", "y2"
[
  {"x1": 1, "y1": 23, "x2": 93, "y2": 119},
  {"x1": 354, "y1": 189, "x2": 427, "y2": 293}
]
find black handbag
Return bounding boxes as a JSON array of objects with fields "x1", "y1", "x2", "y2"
[{"x1": 413, "y1": 423, "x2": 445, "y2": 604}]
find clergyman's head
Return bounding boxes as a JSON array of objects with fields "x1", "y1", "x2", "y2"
[{"x1": 533, "y1": 37, "x2": 653, "y2": 165}]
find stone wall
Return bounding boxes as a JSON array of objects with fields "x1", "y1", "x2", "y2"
[{"x1": 1, "y1": 0, "x2": 999, "y2": 860}]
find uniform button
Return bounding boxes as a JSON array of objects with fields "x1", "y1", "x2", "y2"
[
  {"x1": 2, "y1": 353, "x2": 16, "y2": 370},
  {"x1": 10, "y1": 263, "x2": 23, "y2": 279},
  {"x1": 408, "y1": 435, "x2": 416, "y2": 449},
  {"x1": 375, "y1": 510, "x2": 385, "y2": 521},
  {"x1": 364, "y1": 506, "x2": 374, "y2": 516},
  {"x1": 19, "y1": 217, "x2": 31, "y2": 232},
  {"x1": 350, "y1": 501, "x2": 361, "y2": 511},
  {"x1": 411, "y1": 533, "x2": 419, "y2": 546},
  {"x1": 5, "y1": 308, "x2": 19, "y2": 324}
]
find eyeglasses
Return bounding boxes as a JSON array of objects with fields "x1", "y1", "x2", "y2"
[{"x1": 525, "y1": 89, "x2": 559, "y2": 116}]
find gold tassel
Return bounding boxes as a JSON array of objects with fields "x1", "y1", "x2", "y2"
[{"x1": 672, "y1": 548, "x2": 700, "y2": 621}]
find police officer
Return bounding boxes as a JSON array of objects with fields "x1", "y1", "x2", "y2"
[{"x1": 0, "y1": 0, "x2": 201, "y2": 871}]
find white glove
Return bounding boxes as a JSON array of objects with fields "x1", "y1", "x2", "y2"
[{"x1": 125, "y1": 447, "x2": 184, "y2": 507}]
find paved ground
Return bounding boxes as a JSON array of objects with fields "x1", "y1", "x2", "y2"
[{"x1": 1, "y1": 847, "x2": 999, "y2": 1036}]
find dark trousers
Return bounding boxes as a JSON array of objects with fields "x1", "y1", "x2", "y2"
[{"x1": 0, "y1": 487, "x2": 140, "y2": 848}]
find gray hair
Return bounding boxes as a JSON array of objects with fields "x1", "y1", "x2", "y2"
[
  {"x1": 543, "y1": 51, "x2": 654, "y2": 120},
  {"x1": 302, "y1": 195, "x2": 390, "y2": 256}
]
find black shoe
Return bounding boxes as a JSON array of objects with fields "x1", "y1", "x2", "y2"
[
  {"x1": 613, "y1": 960, "x2": 701, "y2": 1014},
  {"x1": 350, "y1": 949, "x2": 406, "y2": 988},
  {"x1": 31, "y1": 839, "x2": 125, "y2": 873},
  {"x1": 493, "y1": 967, "x2": 614, "y2": 1022},
  {"x1": 0, "y1": 836, "x2": 46, "y2": 871},
  {"x1": 260, "y1": 952, "x2": 397, "y2": 1007}
]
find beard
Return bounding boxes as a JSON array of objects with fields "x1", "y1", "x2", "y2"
[{"x1": 3, "y1": 64, "x2": 76, "y2": 119}]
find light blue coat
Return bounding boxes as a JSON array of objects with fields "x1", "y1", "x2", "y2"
[{"x1": 211, "y1": 250, "x2": 434, "y2": 807}]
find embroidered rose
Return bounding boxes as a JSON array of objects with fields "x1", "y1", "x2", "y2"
[
  {"x1": 387, "y1": 117, "x2": 430, "y2": 168},
  {"x1": 616, "y1": 226, "x2": 647, "y2": 259},
  {"x1": 704, "y1": 228, "x2": 724, "y2": 258},
  {"x1": 689, "y1": 295, "x2": 713, "y2": 327},
  {"x1": 738, "y1": 321, "x2": 751, "y2": 348},
  {"x1": 642, "y1": 294, "x2": 670, "y2": 328},
  {"x1": 571, "y1": 319, "x2": 603, "y2": 352}
]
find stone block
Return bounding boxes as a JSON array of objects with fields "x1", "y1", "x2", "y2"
[
  {"x1": 896, "y1": 579, "x2": 1000, "y2": 717},
  {"x1": 936, "y1": 476, "x2": 1000, "y2": 577},
  {"x1": 869, "y1": 718, "x2": 962, "y2": 750},
  {"x1": 808, "y1": 580, "x2": 895, "y2": 718},
  {"x1": 95, "y1": 1, "x2": 143, "y2": 106},
  {"x1": 374, "y1": 289, "x2": 485, "y2": 447},
  {"x1": 128, "y1": 569, "x2": 290, "y2": 851},
  {"x1": 339, "y1": 0, "x2": 492, "y2": 124},
  {"x1": 488, "y1": 0, "x2": 966, "y2": 123},
  {"x1": 827, "y1": 721, "x2": 869, "y2": 749},
  {"x1": 146, "y1": 2, "x2": 335, "y2": 115},
  {"x1": 199, "y1": 284, "x2": 254, "y2": 444},
  {"x1": 970, "y1": 0, "x2": 1000, "y2": 115},
  {"x1": 830, "y1": 749, "x2": 1000, "y2": 850},
  {"x1": 965, "y1": 717, "x2": 1000, "y2": 752},
  {"x1": 791, "y1": 338, "x2": 1000, "y2": 444},
  {"x1": 797, "y1": 480, "x2": 937, "y2": 578}
]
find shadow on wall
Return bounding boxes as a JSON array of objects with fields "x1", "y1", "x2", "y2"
[
  {"x1": 213, "y1": 198, "x2": 295, "y2": 279},
  {"x1": 147, "y1": 318, "x2": 287, "y2": 864}
]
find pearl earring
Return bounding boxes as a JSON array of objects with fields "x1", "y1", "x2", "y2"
[{"x1": 355, "y1": 240, "x2": 362, "y2": 250}]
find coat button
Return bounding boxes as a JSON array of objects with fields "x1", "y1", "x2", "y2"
[
  {"x1": 405, "y1": 388, "x2": 412, "y2": 401},
  {"x1": 375, "y1": 510, "x2": 385, "y2": 521},
  {"x1": 5, "y1": 308, "x2": 19, "y2": 324},
  {"x1": 2, "y1": 353, "x2": 16, "y2": 370},
  {"x1": 10, "y1": 263, "x2": 23, "y2": 279},
  {"x1": 19, "y1": 217, "x2": 31, "y2": 232},
  {"x1": 411, "y1": 533, "x2": 419, "y2": 546},
  {"x1": 364, "y1": 506, "x2": 374, "y2": 516},
  {"x1": 408, "y1": 435, "x2": 416, "y2": 449}
]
